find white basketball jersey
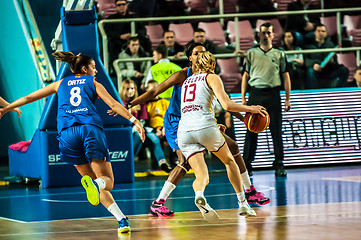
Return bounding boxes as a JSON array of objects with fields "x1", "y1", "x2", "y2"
[{"x1": 178, "y1": 72, "x2": 218, "y2": 132}]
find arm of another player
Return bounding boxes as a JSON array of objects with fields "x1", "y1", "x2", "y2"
[
  {"x1": 130, "y1": 69, "x2": 187, "y2": 108},
  {"x1": 94, "y1": 81, "x2": 145, "y2": 142},
  {"x1": 282, "y1": 72, "x2": 291, "y2": 112},
  {"x1": 241, "y1": 71, "x2": 250, "y2": 105},
  {"x1": 0, "y1": 96, "x2": 22, "y2": 117},
  {"x1": 207, "y1": 74, "x2": 266, "y2": 115},
  {"x1": 0, "y1": 81, "x2": 61, "y2": 119}
]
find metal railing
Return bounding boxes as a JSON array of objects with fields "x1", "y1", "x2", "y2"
[{"x1": 99, "y1": 7, "x2": 361, "y2": 73}]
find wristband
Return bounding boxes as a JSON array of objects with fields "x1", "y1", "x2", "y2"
[{"x1": 129, "y1": 116, "x2": 136, "y2": 123}]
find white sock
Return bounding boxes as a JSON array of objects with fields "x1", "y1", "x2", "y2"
[
  {"x1": 95, "y1": 178, "x2": 106, "y2": 190},
  {"x1": 108, "y1": 203, "x2": 126, "y2": 221},
  {"x1": 237, "y1": 191, "x2": 246, "y2": 203},
  {"x1": 241, "y1": 171, "x2": 252, "y2": 189},
  {"x1": 157, "y1": 181, "x2": 176, "y2": 202},
  {"x1": 195, "y1": 191, "x2": 204, "y2": 199}
]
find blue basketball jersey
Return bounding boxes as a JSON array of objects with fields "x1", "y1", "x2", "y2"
[
  {"x1": 165, "y1": 67, "x2": 192, "y2": 117},
  {"x1": 57, "y1": 75, "x2": 103, "y2": 133}
]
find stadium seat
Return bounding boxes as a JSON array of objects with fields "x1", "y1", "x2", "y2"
[
  {"x1": 256, "y1": 18, "x2": 283, "y2": 47},
  {"x1": 337, "y1": 52, "x2": 357, "y2": 83},
  {"x1": 169, "y1": 23, "x2": 194, "y2": 46},
  {"x1": 226, "y1": 20, "x2": 255, "y2": 51},
  {"x1": 274, "y1": 0, "x2": 293, "y2": 12},
  {"x1": 217, "y1": 58, "x2": 242, "y2": 93},
  {"x1": 320, "y1": 16, "x2": 337, "y2": 37},
  {"x1": 184, "y1": 0, "x2": 209, "y2": 15},
  {"x1": 344, "y1": 15, "x2": 361, "y2": 46},
  {"x1": 215, "y1": 0, "x2": 238, "y2": 14},
  {"x1": 198, "y1": 21, "x2": 226, "y2": 47},
  {"x1": 97, "y1": 0, "x2": 117, "y2": 19},
  {"x1": 145, "y1": 24, "x2": 164, "y2": 48}
]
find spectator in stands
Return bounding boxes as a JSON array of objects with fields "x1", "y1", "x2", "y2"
[
  {"x1": 105, "y1": 0, "x2": 151, "y2": 73},
  {"x1": 303, "y1": 24, "x2": 349, "y2": 89},
  {"x1": 281, "y1": 30, "x2": 305, "y2": 89},
  {"x1": 186, "y1": 28, "x2": 244, "y2": 73},
  {"x1": 114, "y1": 36, "x2": 151, "y2": 91},
  {"x1": 186, "y1": 28, "x2": 244, "y2": 55},
  {"x1": 348, "y1": 66, "x2": 361, "y2": 87},
  {"x1": 118, "y1": 79, "x2": 171, "y2": 172},
  {"x1": 144, "y1": 45, "x2": 182, "y2": 99},
  {"x1": 161, "y1": 30, "x2": 184, "y2": 59},
  {"x1": 286, "y1": 0, "x2": 321, "y2": 45}
]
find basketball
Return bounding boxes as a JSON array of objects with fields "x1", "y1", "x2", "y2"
[{"x1": 244, "y1": 112, "x2": 270, "y2": 133}]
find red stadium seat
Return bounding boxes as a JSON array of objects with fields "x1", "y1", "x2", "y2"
[
  {"x1": 184, "y1": 0, "x2": 209, "y2": 15},
  {"x1": 217, "y1": 58, "x2": 242, "y2": 93},
  {"x1": 169, "y1": 23, "x2": 194, "y2": 46},
  {"x1": 320, "y1": 16, "x2": 337, "y2": 37},
  {"x1": 226, "y1": 20, "x2": 255, "y2": 51},
  {"x1": 344, "y1": 15, "x2": 361, "y2": 46},
  {"x1": 97, "y1": 0, "x2": 117, "y2": 19},
  {"x1": 198, "y1": 21, "x2": 226, "y2": 47},
  {"x1": 145, "y1": 24, "x2": 164, "y2": 48}
]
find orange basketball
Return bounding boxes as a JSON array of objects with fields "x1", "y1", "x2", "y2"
[{"x1": 244, "y1": 112, "x2": 270, "y2": 133}]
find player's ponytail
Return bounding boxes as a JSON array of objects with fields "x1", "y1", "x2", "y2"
[
  {"x1": 195, "y1": 51, "x2": 215, "y2": 74},
  {"x1": 52, "y1": 51, "x2": 93, "y2": 74}
]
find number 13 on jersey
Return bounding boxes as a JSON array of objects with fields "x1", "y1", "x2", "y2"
[{"x1": 183, "y1": 83, "x2": 196, "y2": 102}]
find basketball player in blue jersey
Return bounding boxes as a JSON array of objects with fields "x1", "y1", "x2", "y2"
[
  {"x1": 127, "y1": 43, "x2": 271, "y2": 217},
  {"x1": 0, "y1": 51, "x2": 145, "y2": 234}
]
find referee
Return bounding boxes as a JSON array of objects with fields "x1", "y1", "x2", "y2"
[{"x1": 241, "y1": 22, "x2": 291, "y2": 177}]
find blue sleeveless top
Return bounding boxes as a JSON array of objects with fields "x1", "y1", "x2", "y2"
[
  {"x1": 57, "y1": 75, "x2": 103, "y2": 133},
  {"x1": 166, "y1": 67, "x2": 191, "y2": 117}
]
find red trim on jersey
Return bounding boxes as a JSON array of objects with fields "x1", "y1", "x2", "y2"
[
  {"x1": 211, "y1": 141, "x2": 225, "y2": 153},
  {"x1": 186, "y1": 149, "x2": 207, "y2": 161}
]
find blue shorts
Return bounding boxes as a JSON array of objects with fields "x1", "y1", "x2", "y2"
[
  {"x1": 58, "y1": 124, "x2": 110, "y2": 166},
  {"x1": 164, "y1": 111, "x2": 180, "y2": 152}
]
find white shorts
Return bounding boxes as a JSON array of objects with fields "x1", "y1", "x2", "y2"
[{"x1": 177, "y1": 125, "x2": 225, "y2": 160}]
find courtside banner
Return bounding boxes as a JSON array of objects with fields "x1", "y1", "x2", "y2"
[{"x1": 230, "y1": 88, "x2": 361, "y2": 167}]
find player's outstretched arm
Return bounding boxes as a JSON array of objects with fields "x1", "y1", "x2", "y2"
[
  {"x1": 207, "y1": 74, "x2": 266, "y2": 116},
  {"x1": 0, "y1": 96, "x2": 22, "y2": 117},
  {"x1": 94, "y1": 81, "x2": 145, "y2": 142},
  {"x1": 130, "y1": 69, "x2": 187, "y2": 107},
  {"x1": 0, "y1": 81, "x2": 61, "y2": 119}
]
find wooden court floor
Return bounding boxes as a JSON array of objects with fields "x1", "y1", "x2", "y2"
[{"x1": 0, "y1": 165, "x2": 360, "y2": 240}]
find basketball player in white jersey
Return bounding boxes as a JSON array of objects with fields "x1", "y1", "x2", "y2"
[{"x1": 177, "y1": 51, "x2": 267, "y2": 223}]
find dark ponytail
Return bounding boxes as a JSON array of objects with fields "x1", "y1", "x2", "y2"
[{"x1": 52, "y1": 51, "x2": 93, "y2": 74}]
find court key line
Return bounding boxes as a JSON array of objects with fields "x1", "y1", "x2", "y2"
[{"x1": 1, "y1": 209, "x2": 360, "y2": 237}]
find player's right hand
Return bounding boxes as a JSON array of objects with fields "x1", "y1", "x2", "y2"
[
  {"x1": 134, "y1": 121, "x2": 146, "y2": 142},
  {"x1": 249, "y1": 105, "x2": 267, "y2": 117}
]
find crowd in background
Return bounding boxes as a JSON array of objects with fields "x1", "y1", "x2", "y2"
[{"x1": 94, "y1": 0, "x2": 361, "y2": 171}]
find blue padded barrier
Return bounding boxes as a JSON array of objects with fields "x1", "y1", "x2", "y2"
[{"x1": 9, "y1": 6, "x2": 134, "y2": 188}]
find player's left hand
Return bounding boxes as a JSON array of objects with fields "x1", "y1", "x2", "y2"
[
  {"x1": 218, "y1": 124, "x2": 227, "y2": 133},
  {"x1": 107, "y1": 109, "x2": 120, "y2": 117},
  {"x1": 12, "y1": 108, "x2": 22, "y2": 117},
  {"x1": 284, "y1": 99, "x2": 291, "y2": 112}
]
